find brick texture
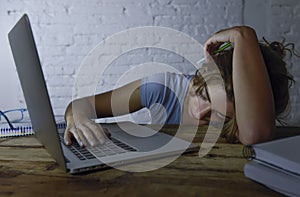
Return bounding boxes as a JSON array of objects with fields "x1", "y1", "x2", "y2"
[{"x1": 1, "y1": 0, "x2": 299, "y2": 124}]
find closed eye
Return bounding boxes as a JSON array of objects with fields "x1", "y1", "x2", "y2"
[
  {"x1": 204, "y1": 85, "x2": 211, "y2": 103},
  {"x1": 215, "y1": 111, "x2": 231, "y2": 123},
  {"x1": 198, "y1": 85, "x2": 211, "y2": 103}
]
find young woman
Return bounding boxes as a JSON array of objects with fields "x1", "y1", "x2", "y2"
[{"x1": 64, "y1": 26, "x2": 296, "y2": 146}]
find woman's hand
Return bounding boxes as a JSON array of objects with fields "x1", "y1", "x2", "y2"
[
  {"x1": 63, "y1": 79, "x2": 142, "y2": 147},
  {"x1": 64, "y1": 98, "x2": 110, "y2": 147},
  {"x1": 204, "y1": 26, "x2": 256, "y2": 55}
]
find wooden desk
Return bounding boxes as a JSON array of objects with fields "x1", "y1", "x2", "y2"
[{"x1": 0, "y1": 125, "x2": 298, "y2": 197}]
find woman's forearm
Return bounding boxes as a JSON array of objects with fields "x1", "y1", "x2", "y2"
[{"x1": 231, "y1": 27, "x2": 275, "y2": 144}]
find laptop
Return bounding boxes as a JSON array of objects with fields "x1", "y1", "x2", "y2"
[{"x1": 8, "y1": 14, "x2": 198, "y2": 174}]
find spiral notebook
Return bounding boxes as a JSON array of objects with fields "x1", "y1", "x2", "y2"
[
  {"x1": 243, "y1": 135, "x2": 300, "y2": 196},
  {"x1": 0, "y1": 115, "x2": 65, "y2": 138}
]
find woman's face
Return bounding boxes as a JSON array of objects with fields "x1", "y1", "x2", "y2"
[{"x1": 184, "y1": 84, "x2": 234, "y2": 125}]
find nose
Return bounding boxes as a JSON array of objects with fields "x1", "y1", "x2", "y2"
[
  {"x1": 198, "y1": 103, "x2": 211, "y2": 125},
  {"x1": 200, "y1": 105, "x2": 211, "y2": 119}
]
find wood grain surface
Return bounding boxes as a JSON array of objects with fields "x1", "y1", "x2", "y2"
[{"x1": 0, "y1": 125, "x2": 298, "y2": 197}]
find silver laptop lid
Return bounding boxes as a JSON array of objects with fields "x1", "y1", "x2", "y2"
[{"x1": 8, "y1": 14, "x2": 66, "y2": 171}]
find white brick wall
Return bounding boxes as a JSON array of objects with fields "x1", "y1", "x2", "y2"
[{"x1": 1, "y1": 0, "x2": 299, "y2": 124}]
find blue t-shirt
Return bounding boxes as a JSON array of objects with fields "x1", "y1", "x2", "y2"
[{"x1": 140, "y1": 72, "x2": 193, "y2": 124}]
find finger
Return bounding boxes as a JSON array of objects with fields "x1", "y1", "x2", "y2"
[
  {"x1": 64, "y1": 125, "x2": 74, "y2": 146},
  {"x1": 82, "y1": 124, "x2": 100, "y2": 146},
  {"x1": 103, "y1": 128, "x2": 111, "y2": 138},
  {"x1": 85, "y1": 122, "x2": 107, "y2": 145},
  {"x1": 204, "y1": 29, "x2": 230, "y2": 51},
  {"x1": 204, "y1": 41, "x2": 217, "y2": 59},
  {"x1": 67, "y1": 126, "x2": 87, "y2": 147},
  {"x1": 205, "y1": 40, "x2": 223, "y2": 55},
  {"x1": 75, "y1": 124, "x2": 93, "y2": 147}
]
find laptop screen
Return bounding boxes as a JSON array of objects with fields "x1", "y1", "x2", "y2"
[{"x1": 8, "y1": 14, "x2": 67, "y2": 171}]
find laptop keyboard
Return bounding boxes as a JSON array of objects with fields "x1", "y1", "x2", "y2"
[{"x1": 59, "y1": 133, "x2": 137, "y2": 160}]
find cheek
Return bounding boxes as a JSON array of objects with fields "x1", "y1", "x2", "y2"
[
  {"x1": 188, "y1": 96, "x2": 200, "y2": 110},
  {"x1": 188, "y1": 96, "x2": 209, "y2": 114}
]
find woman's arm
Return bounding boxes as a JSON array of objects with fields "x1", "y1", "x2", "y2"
[
  {"x1": 204, "y1": 26, "x2": 275, "y2": 145},
  {"x1": 64, "y1": 79, "x2": 143, "y2": 147},
  {"x1": 94, "y1": 79, "x2": 143, "y2": 118}
]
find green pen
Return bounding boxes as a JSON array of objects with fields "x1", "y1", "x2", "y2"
[
  {"x1": 213, "y1": 42, "x2": 232, "y2": 54},
  {"x1": 196, "y1": 42, "x2": 232, "y2": 65}
]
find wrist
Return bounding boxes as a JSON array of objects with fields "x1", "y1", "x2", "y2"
[{"x1": 230, "y1": 26, "x2": 258, "y2": 45}]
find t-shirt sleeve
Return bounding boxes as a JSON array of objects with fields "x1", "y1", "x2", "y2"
[
  {"x1": 140, "y1": 73, "x2": 183, "y2": 124},
  {"x1": 140, "y1": 72, "x2": 193, "y2": 124},
  {"x1": 140, "y1": 73, "x2": 166, "y2": 108}
]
